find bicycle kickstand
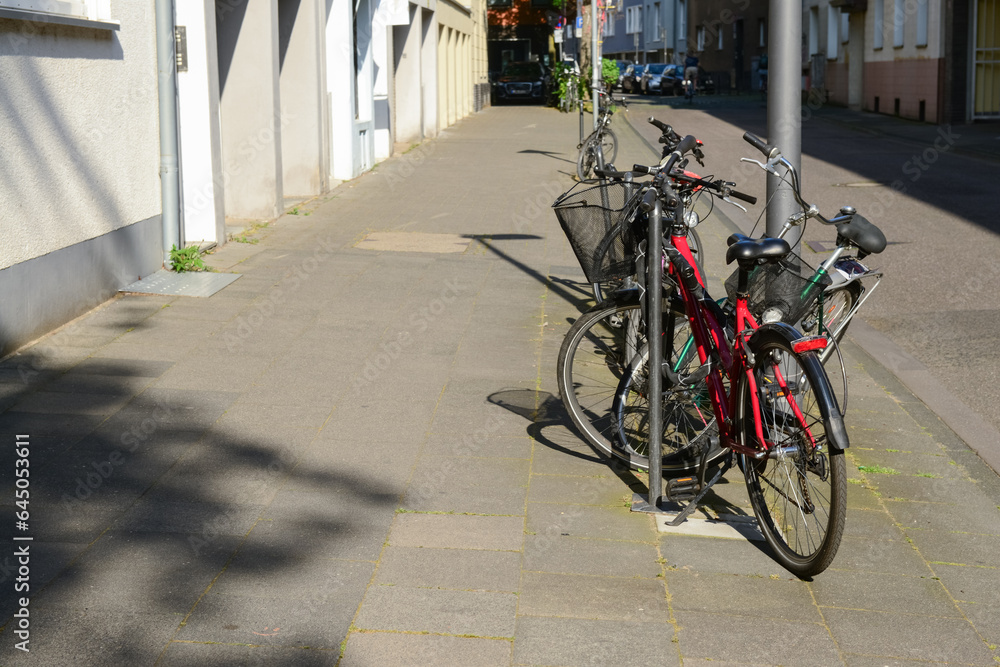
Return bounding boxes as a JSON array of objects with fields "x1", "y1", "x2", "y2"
[{"x1": 665, "y1": 436, "x2": 730, "y2": 527}]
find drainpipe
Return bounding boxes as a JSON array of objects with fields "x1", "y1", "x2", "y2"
[{"x1": 155, "y1": 0, "x2": 181, "y2": 267}]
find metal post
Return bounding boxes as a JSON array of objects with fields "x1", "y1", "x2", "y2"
[
  {"x1": 592, "y1": 0, "x2": 600, "y2": 130},
  {"x1": 645, "y1": 198, "x2": 664, "y2": 510},
  {"x1": 765, "y1": 0, "x2": 802, "y2": 242},
  {"x1": 155, "y1": 0, "x2": 181, "y2": 266}
]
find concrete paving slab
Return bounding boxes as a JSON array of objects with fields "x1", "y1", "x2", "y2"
[
  {"x1": 517, "y1": 571, "x2": 668, "y2": 621},
  {"x1": 158, "y1": 643, "x2": 339, "y2": 667},
  {"x1": 526, "y1": 502, "x2": 654, "y2": 543},
  {"x1": 811, "y1": 569, "x2": 962, "y2": 617},
  {"x1": 375, "y1": 545, "x2": 521, "y2": 592},
  {"x1": 401, "y1": 456, "x2": 530, "y2": 515},
  {"x1": 905, "y1": 529, "x2": 1000, "y2": 568},
  {"x1": 527, "y1": 472, "x2": 630, "y2": 507},
  {"x1": 354, "y1": 585, "x2": 517, "y2": 637},
  {"x1": 885, "y1": 498, "x2": 1000, "y2": 536},
  {"x1": 672, "y1": 610, "x2": 842, "y2": 666},
  {"x1": 823, "y1": 607, "x2": 997, "y2": 664},
  {"x1": 659, "y1": 533, "x2": 792, "y2": 578},
  {"x1": 388, "y1": 512, "x2": 524, "y2": 551},
  {"x1": 522, "y1": 534, "x2": 661, "y2": 578},
  {"x1": 831, "y1": 535, "x2": 934, "y2": 575},
  {"x1": 512, "y1": 616, "x2": 679, "y2": 667},
  {"x1": 0, "y1": 608, "x2": 183, "y2": 667},
  {"x1": 666, "y1": 571, "x2": 820, "y2": 621},
  {"x1": 341, "y1": 631, "x2": 512, "y2": 667},
  {"x1": 176, "y1": 593, "x2": 355, "y2": 648}
]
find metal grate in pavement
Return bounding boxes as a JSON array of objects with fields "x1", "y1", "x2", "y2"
[{"x1": 120, "y1": 269, "x2": 242, "y2": 298}]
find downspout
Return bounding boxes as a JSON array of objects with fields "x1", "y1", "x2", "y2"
[{"x1": 155, "y1": 0, "x2": 181, "y2": 267}]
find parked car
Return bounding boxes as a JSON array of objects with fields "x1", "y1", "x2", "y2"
[
  {"x1": 640, "y1": 63, "x2": 670, "y2": 95},
  {"x1": 660, "y1": 64, "x2": 686, "y2": 96},
  {"x1": 620, "y1": 64, "x2": 645, "y2": 94},
  {"x1": 614, "y1": 60, "x2": 632, "y2": 89},
  {"x1": 493, "y1": 61, "x2": 550, "y2": 104},
  {"x1": 696, "y1": 67, "x2": 716, "y2": 95}
]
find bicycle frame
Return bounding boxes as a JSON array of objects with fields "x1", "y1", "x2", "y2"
[{"x1": 664, "y1": 200, "x2": 820, "y2": 462}]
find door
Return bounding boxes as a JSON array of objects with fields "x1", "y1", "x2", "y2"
[{"x1": 974, "y1": 0, "x2": 1000, "y2": 118}]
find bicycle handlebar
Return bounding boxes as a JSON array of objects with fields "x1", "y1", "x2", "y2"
[{"x1": 742, "y1": 131, "x2": 779, "y2": 159}]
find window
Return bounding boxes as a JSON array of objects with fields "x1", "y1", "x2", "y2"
[
  {"x1": 677, "y1": 0, "x2": 686, "y2": 41},
  {"x1": 652, "y1": 2, "x2": 661, "y2": 41},
  {"x1": 874, "y1": 0, "x2": 884, "y2": 49},
  {"x1": 893, "y1": 0, "x2": 904, "y2": 47},
  {"x1": 0, "y1": 0, "x2": 115, "y2": 26},
  {"x1": 604, "y1": 16, "x2": 615, "y2": 37},
  {"x1": 696, "y1": 25, "x2": 705, "y2": 51},
  {"x1": 841, "y1": 10, "x2": 850, "y2": 44},
  {"x1": 718, "y1": 25, "x2": 724, "y2": 50},
  {"x1": 626, "y1": 6, "x2": 642, "y2": 34},
  {"x1": 487, "y1": 0, "x2": 512, "y2": 6},
  {"x1": 827, "y1": 5, "x2": 839, "y2": 59},
  {"x1": 916, "y1": 0, "x2": 928, "y2": 46},
  {"x1": 809, "y1": 6, "x2": 819, "y2": 55},
  {"x1": 759, "y1": 19, "x2": 766, "y2": 47}
]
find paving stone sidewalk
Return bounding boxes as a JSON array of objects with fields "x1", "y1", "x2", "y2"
[{"x1": 0, "y1": 101, "x2": 996, "y2": 666}]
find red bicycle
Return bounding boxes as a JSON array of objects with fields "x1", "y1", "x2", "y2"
[{"x1": 618, "y1": 134, "x2": 849, "y2": 577}]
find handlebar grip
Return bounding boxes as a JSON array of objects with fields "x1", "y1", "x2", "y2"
[
  {"x1": 730, "y1": 190, "x2": 757, "y2": 205},
  {"x1": 675, "y1": 135, "x2": 698, "y2": 155},
  {"x1": 593, "y1": 168, "x2": 632, "y2": 180},
  {"x1": 632, "y1": 164, "x2": 654, "y2": 175},
  {"x1": 648, "y1": 117, "x2": 670, "y2": 132},
  {"x1": 743, "y1": 132, "x2": 778, "y2": 159}
]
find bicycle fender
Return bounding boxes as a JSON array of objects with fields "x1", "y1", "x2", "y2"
[{"x1": 749, "y1": 323, "x2": 850, "y2": 451}]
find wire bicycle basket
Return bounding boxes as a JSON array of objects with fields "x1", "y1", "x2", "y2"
[
  {"x1": 723, "y1": 252, "x2": 833, "y2": 326},
  {"x1": 552, "y1": 180, "x2": 643, "y2": 283}
]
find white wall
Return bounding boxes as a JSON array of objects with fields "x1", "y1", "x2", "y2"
[
  {"x1": 0, "y1": 2, "x2": 161, "y2": 271},
  {"x1": 176, "y1": 0, "x2": 225, "y2": 247}
]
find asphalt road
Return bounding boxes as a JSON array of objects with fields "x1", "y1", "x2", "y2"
[{"x1": 613, "y1": 92, "x2": 1000, "y2": 461}]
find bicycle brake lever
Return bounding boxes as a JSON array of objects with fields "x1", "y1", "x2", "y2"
[{"x1": 722, "y1": 197, "x2": 748, "y2": 213}]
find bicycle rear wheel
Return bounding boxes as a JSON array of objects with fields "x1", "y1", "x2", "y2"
[
  {"x1": 738, "y1": 332, "x2": 847, "y2": 578},
  {"x1": 612, "y1": 340, "x2": 725, "y2": 474}
]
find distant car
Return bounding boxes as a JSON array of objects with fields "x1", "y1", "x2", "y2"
[
  {"x1": 493, "y1": 61, "x2": 550, "y2": 104},
  {"x1": 660, "y1": 64, "x2": 686, "y2": 96},
  {"x1": 614, "y1": 60, "x2": 632, "y2": 89},
  {"x1": 640, "y1": 63, "x2": 669, "y2": 95},
  {"x1": 620, "y1": 64, "x2": 645, "y2": 94},
  {"x1": 696, "y1": 67, "x2": 716, "y2": 95}
]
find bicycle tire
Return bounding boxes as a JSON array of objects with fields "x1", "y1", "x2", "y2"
[
  {"x1": 611, "y1": 340, "x2": 727, "y2": 474},
  {"x1": 601, "y1": 128, "x2": 618, "y2": 164},
  {"x1": 815, "y1": 282, "x2": 861, "y2": 343},
  {"x1": 737, "y1": 329, "x2": 847, "y2": 578},
  {"x1": 558, "y1": 293, "x2": 722, "y2": 472},
  {"x1": 576, "y1": 136, "x2": 598, "y2": 181}
]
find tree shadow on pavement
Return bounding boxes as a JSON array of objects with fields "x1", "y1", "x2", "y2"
[{"x1": 0, "y1": 348, "x2": 398, "y2": 665}]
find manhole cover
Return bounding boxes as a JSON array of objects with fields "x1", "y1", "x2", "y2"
[{"x1": 355, "y1": 232, "x2": 472, "y2": 254}]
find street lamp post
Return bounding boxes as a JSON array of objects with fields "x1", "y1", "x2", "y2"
[{"x1": 765, "y1": 0, "x2": 802, "y2": 242}]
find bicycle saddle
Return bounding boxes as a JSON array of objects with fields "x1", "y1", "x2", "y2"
[
  {"x1": 725, "y1": 234, "x2": 791, "y2": 265},
  {"x1": 836, "y1": 214, "x2": 886, "y2": 255}
]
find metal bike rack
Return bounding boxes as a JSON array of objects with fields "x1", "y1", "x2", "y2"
[{"x1": 632, "y1": 195, "x2": 665, "y2": 513}]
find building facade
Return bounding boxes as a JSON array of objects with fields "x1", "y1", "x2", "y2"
[
  {"x1": 806, "y1": 0, "x2": 997, "y2": 123},
  {"x1": 0, "y1": 0, "x2": 487, "y2": 357},
  {"x1": 687, "y1": 0, "x2": 768, "y2": 93}
]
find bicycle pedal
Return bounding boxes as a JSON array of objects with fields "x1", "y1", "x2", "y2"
[{"x1": 665, "y1": 476, "x2": 700, "y2": 502}]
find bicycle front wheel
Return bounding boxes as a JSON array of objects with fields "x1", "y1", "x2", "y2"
[
  {"x1": 738, "y1": 332, "x2": 847, "y2": 578},
  {"x1": 558, "y1": 298, "x2": 645, "y2": 461}
]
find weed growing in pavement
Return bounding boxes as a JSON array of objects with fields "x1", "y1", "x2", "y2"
[
  {"x1": 170, "y1": 244, "x2": 206, "y2": 272},
  {"x1": 857, "y1": 465, "x2": 900, "y2": 474}
]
